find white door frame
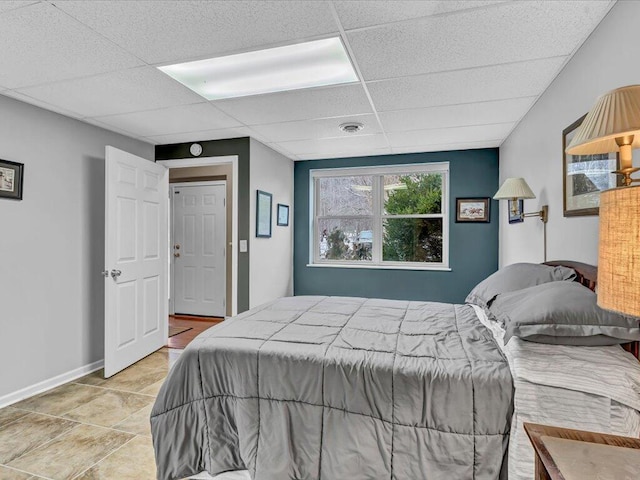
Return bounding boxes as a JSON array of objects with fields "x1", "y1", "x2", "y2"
[
  {"x1": 170, "y1": 180, "x2": 227, "y2": 317},
  {"x1": 158, "y1": 155, "x2": 238, "y2": 316}
]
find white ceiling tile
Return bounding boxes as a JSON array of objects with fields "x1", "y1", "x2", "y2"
[
  {"x1": 82, "y1": 117, "x2": 148, "y2": 140},
  {"x1": 387, "y1": 123, "x2": 515, "y2": 148},
  {"x1": 379, "y1": 97, "x2": 536, "y2": 132},
  {"x1": 265, "y1": 143, "x2": 296, "y2": 160},
  {"x1": 145, "y1": 127, "x2": 252, "y2": 145},
  {"x1": 296, "y1": 147, "x2": 393, "y2": 161},
  {"x1": 214, "y1": 84, "x2": 373, "y2": 125},
  {"x1": 391, "y1": 140, "x2": 501, "y2": 155},
  {"x1": 348, "y1": 1, "x2": 613, "y2": 80},
  {"x1": 249, "y1": 114, "x2": 382, "y2": 143},
  {"x1": 277, "y1": 134, "x2": 389, "y2": 156},
  {"x1": 368, "y1": 57, "x2": 567, "y2": 112},
  {"x1": 0, "y1": 1, "x2": 613, "y2": 157},
  {"x1": 15, "y1": 67, "x2": 206, "y2": 118},
  {"x1": 0, "y1": 1, "x2": 38, "y2": 15},
  {"x1": 55, "y1": 1, "x2": 339, "y2": 65},
  {"x1": 1, "y1": 90, "x2": 84, "y2": 119},
  {"x1": 92, "y1": 103, "x2": 242, "y2": 137},
  {"x1": 0, "y1": 2, "x2": 143, "y2": 89},
  {"x1": 334, "y1": 1, "x2": 506, "y2": 30}
]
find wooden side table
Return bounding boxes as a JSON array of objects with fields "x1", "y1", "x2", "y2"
[{"x1": 524, "y1": 422, "x2": 640, "y2": 480}]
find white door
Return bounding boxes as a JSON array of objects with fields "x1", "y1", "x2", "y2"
[
  {"x1": 172, "y1": 183, "x2": 226, "y2": 317},
  {"x1": 104, "y1": 146, "x2": 168, "y2": 378}
]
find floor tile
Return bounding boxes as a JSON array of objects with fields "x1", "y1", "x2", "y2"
[
  {"x1": 168, "y1": 348, "x2": 183, "y2": 367},
  {"x1": 0, "y1": 407, "x2": 29, "y2": 429},
  {"x1": 76, "y1": 367, "x2": 168, "y2": 394},
  {"x1": 63, "y1": 390, "x2": 154, "y2": 428},
  {"x1": 73, "y1": 370, "x2": 106, "y2": 387},
  {"x1": 0, "y1": 465, "x2": 34, "y2": 479},
  {"x1": 74, "y1": 435, "x2": 156, "y2": 480},
  {"x1": 13, "y1": 383, "x2": 103, "y2": 416},
  {"x1": 0, "y1": 413, "x2": 77, "y2": 464},
  {"x1": 134, "y1": 351, "x2": 170, "y2": 372},
  {"x1": 113, "y1": 404, "x2": 153, "y2": 436},
  {"x1": 139, "y1": 379, "x2": 165, "y2": 397},
  {"x1": 8, "y1": 424, "x2": 133, "y2": 479}
]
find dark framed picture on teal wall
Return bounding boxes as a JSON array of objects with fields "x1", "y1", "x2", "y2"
[
  {"x1": 456, "y1": 198, "x2": 490, "y2": 223},
  {"x1": 256, "y1": 190, "x2": 272, "y2": 237}
]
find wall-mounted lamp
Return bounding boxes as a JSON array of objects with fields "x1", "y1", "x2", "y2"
[
  {"x1": 565, "y1": 85, "x2": 640, "y2": 186},
  {"x1": 493, "y1": 177, "x2": 549, "y2": 261},
  {"x1": 493, "y1": 177, "x2": 549, "y2": 223}
]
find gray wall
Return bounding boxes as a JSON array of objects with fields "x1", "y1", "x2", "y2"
[
  {"x1": 499, "y1": 0, "x2": 640, "y2": 266},
  {"x1": 156, "y1": 138, "x2": 251, "y2": 313},
  {"x1": 294, "y1": 149, "x2": 499, "y2": 304},
  {"x1": 0, "y1": 94, "x2": 153, "y2": 400},
  {"x1": 249, "y1": 139, "x2": 294, "y2": 307}
]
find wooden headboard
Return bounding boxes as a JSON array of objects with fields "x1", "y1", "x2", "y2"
[{"x1": 543, "y1": 260, "x2": 640, "y2": 360}]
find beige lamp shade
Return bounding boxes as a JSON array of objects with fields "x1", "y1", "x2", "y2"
[
  {"x1": 598, "y1": 186, "x2": 640, "y2": 317},
  {"x1": 566, "y1": 85, "x2": 640, "y2": 155},
  {"x1": 493, "y1": 177, "x2": 536, "y2": 200}
]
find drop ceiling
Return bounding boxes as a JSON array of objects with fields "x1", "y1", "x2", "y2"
[{"x1": 0, "y1": 1, "x2": 614, "y2": 160}]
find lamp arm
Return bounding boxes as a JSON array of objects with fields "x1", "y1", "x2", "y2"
[{"x1": 522, "y1": 205, "x2": 549, "y2": 223}]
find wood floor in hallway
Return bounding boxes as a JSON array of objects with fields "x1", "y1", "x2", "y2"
[{"x1": 167, "y1": 315, "x2": 224, "y2": 349}]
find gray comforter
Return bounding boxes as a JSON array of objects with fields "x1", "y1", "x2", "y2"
[{"x1": 151, "y1": 296, "x2": 513, "y2": 480}]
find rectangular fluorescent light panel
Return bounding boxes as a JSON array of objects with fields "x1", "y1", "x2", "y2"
[{"x1": 158, "y1": 37, "x2": 359, "y2": 100}]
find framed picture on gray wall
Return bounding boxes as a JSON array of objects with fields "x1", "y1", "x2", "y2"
[
  {"x1": 563, "y1": 114, "x2": 621, "y2": 216},
  {"x1": 277, "y1": 204, "x2": 289, "y2": 226},
  {"x1": 256, "y1": 190, "x2": 272, "y2": 238},
  {"x1": 508, "y1": 199, "x2": 524, "y2": 224},
  {"x1": 0, "y1": 159, "x2": 24, "y2": 200}
]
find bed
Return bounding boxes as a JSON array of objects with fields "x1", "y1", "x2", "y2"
[{"x1": 151, "y1": 261, "x2": 640, "y2": 480}]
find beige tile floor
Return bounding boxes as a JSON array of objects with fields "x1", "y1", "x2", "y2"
[{"x1": 0, "y1": 348, "x2": 178, "y2": 480}]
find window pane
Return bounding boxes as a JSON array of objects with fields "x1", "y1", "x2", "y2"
[
  {"x1": 383, "y1": 218, "x2": 442, "y2": 263},
  {"x1": 318, "y1": 176, "x2": 373, "y2": 216},
  {"x1": 383, "y1": 173, "x2": 442, "y2": 215},
  {"x1": 318, "y1": 218, "x2": 373, "y2": 261}
]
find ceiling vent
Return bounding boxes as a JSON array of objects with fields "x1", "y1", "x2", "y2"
[{"x1": 339, "y1": 122, "x2": 364, "y2": 134}]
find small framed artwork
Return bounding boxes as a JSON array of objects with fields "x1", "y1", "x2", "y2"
[
  {"x1": 456, "y1": 197, "x2": 490, "y2": 223},
  {"x1": 563, "y1": 114, "x2": 621, "y2": 217},
  {"x1": 0, "y1": 159, "x2": 24, "y2": 200},
  {"x1": 508, "y1": 199, "x2": 524, "y2": 224},
  {"x1": 277, "y1": 204, "x2": 289, "y2": 226},
  {"x1": 256, "y1": 190, "x2": 272, "y2": 238}
]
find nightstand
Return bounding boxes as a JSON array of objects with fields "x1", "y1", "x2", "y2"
[{"x1": 524, "y1": 422, "x2": 640, "y2": 480}]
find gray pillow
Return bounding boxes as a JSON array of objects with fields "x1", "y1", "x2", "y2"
[
  {"x1": 489, "y1": 281, "x2": 640, "y2": 346},
  {"x1": 465, "y1": 263, "x2": 576, "y2": 310}
]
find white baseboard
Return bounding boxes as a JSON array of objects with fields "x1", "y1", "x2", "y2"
[{"x1": 0, "y1": 359, "x2": 104, "y2": 409}]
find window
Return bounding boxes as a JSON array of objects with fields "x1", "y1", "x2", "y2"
[{"x1": 311, "y1": 163, "x2": 449, "y2": 269}]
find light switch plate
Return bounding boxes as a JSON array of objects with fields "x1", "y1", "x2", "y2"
[{"x1": 239, "y1": 240, "x2": 248, "y2": 252}]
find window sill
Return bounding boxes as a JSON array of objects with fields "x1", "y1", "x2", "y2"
[{"x1": 306, "y1": 263, "x2": 452, "y2": 272}]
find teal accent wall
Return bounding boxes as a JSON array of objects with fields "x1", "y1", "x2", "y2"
[{"x1": 294, "y1": 149, "x2": 499, "y2": 304}]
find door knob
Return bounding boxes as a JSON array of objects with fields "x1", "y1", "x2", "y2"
[
  {"x1": 110, "y1": 269, "x2": 122, "y2": 279},
  {"x1": 174, "y1": 244, "x2": 180, "y2": 250},
  {"x1": 174, "y1": 252, "x2": 180, "y2": 258}
]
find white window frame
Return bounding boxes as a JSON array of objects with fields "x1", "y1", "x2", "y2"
[{"x1": 309, "y1": 162, "x2": 450, "y2": 271}]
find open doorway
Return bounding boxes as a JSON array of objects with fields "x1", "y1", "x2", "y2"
[{"x1": 158, "y1": 156, "x2": 238, "y2": 347}]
